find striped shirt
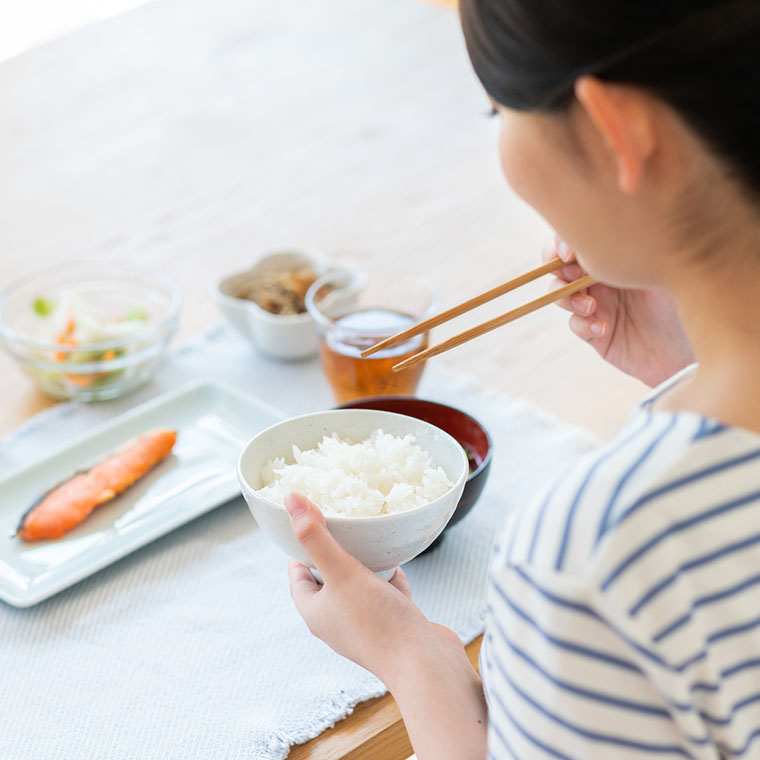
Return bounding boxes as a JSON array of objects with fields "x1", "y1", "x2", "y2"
[{"x1": 482, "y1": 367, "x2": 760, "y2": 759}]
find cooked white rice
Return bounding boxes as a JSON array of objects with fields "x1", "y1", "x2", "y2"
[{"x1": 257, "y1": 429, "x2": 453, "y2": 516}]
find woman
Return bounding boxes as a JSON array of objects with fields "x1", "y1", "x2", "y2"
[{"x1": 284, "y1": 1, "x2": 760, "y2": 757}]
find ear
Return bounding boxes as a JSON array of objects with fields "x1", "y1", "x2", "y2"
[{"x1": 574, "y1": 76, "x2": 656, "y2": 194}]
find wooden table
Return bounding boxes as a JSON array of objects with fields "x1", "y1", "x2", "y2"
[{"x1": 0, "y1": 0, "x2": 645, "y2": 756}]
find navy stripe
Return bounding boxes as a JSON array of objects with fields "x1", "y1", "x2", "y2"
[
  {"x1": 675, "y1": 649, "x2": 707, "y2": 672},
  {"x1": 631, "y1": 609, "x2": 760, "y2": 684},
  {"x1": 602, "y1": 489, "x2": 760, "y2": 592},
  {"x1": 652, "y1": 568, "x2": 760, "y2": 645},
  {"x1": 527, "y1": 484, "x2": 556, "y2": 563},
  {"x1": 710, "y1": 611, "x2": 760, "y2": 645},
  {"x1": 602, "y1": 446, "x2": 760, "y2": 538},
  {"x1": 717, "y1": 726, "x2": 760, "y2": 758},
  {"x1": 482, "y1": 641, "x2": 496, "y2": 707},
  {"x1": 490, "y1": 587, "x2": 642, "y2": 673},
  {"x1": 494, "y1": 655, "x2": 698, "y2": 755},
  {"x1": 489, "y1": 740, "x2": 518, "y2": 760},
  {"x1": 489, "y1": 715, "x2": 520, "y2": 760},
  {"x1": 628, "y1": 530, "x2": 760, "y2": 616},
  {"x1": 506, "y1": 566, "x2": 687, "y2": 676},
  {"x1": 693, "y1": 419, "x2": 727, "y2": 440},
  {"x1": 513, "y1": 566, "x2": 599, "y2": 618},
  {"x1": 642, "y1": 657, "x2": 760, "y2": 696},
  {"x1": 596, "y1": 415, "x2": 674, "y2": 541},
  {"x1": 653, "y1": 612, "x2": 691, "y2": 643},
  {"x1": 490, "y1": 688, "x2": 577, "y2": 760},
  {"x1": 505, "y1": 504, "x2": 525, "y2": 561},
  {"x1": 489, "y1": 604, "x2": 760, "y2": 751},
  {"x1": 496, "y1": 603, "x2": 760, "y2": 729},
  {"x1": 700, "y1": 693, "x2": 760, "y2": 727},
  {"x1": 692, "y1": 571, "x2": 760, "y2": 610},
  {"x1": 488, "y1": 616, "x2": 672, "y2": 718},
  {"x1": 555, "y1": 414, "x2": 652, "y2": 571},
  {"x1": 723, "y1": 657, "x2": 760, "y2": 679}
]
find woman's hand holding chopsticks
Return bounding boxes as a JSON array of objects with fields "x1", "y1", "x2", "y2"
[{"x1": 545, "y1": 235, "x2": 695, "y2": 388}]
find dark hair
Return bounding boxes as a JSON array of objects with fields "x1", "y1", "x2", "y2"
[{"x1": 460, "y1": 0, "x2": 760, "y2": 194}]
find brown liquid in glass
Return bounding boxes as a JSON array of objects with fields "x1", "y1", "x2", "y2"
[{"x1": 320, "y1": 308, "x2": 428, "y2": 403}]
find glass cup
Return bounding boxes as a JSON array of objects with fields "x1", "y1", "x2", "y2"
[{"x1": 306, "y1": 267, "x2": 438, "y2": 403}]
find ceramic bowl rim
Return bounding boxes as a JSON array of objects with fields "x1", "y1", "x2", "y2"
[
  {"x1": 335, "y1": 396, "x2": 493, "y2": 481},
  {"x1": 303, "y1": 265, "x2": 440, "y2": 337},
  {"x1": 212, "y1": 249, "x2": 328, "y2": 325},
  {"x1": 237, "y1": 408, "x2": 469, "y2": 522}
]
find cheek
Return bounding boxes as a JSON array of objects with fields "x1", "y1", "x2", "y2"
[
  {"x1": 496, "y1": 112, "x2": 663, "y2": 289},
  {"x1": 497, "y1": 120, "x2": 545, "y2": 207},
  {"x1": 498, "y1": 116, "x2": 611, "y2": 275}
]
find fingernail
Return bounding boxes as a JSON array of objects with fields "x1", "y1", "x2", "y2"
[
  {"x1": 558, "y1": 241, "x2": 572, "y2": 262},
  {"x1": 571, "y1": 295, "x2": 593, "y2": 315},
  {"x1": 590, "y1": 320, "x2": 607, "y2": 336}
]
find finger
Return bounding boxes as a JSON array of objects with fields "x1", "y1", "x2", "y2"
[
  {"x1": 548, "y1": 277, "x2": 595, "y2": 311},
  {"x1": 557, "y1": 236, "x2": 576, "y2": 263},
  {"x1": 389, "y1": 567, "x2": 412, "y2": 599},
  {"x1": 541, "y1": 236, "x2": 557, "y2": 265},
  {"x1": 288, "y1": 558, "x2": 321, "y2": 611},
  {"x1": 559, "y1": 262, "x2": 585, "y2": 282},
  {"x1": 544, "y1": 258, "x2": 585, "y2": 285},
  {"x1": 569, "y1": 313, "x2": 609, "y2": 341},
  {"x1": 284, "y1": 492, "x2": 360, "y2": 585},
  {"x1": 554, "y1": 291, "x2": 597, "y2": 316},
  {"x1": 542, "y1": 233, "x2": 575, "y2": 264}
]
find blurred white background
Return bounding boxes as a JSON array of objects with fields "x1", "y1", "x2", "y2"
[{"x1": 1, "y1": 0, "x2": 152, "y2": 61}]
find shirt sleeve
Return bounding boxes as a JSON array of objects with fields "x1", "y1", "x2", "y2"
[{"x1": 481, "y1": 560, "x2": 712, "y2": 760}]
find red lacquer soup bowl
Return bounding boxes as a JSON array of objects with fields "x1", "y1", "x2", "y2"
[{"x1": 337, "y1": 396, "x2": 493, "y2": 548}]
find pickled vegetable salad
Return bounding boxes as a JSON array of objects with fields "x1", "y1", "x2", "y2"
[{"x1": 32, "y1": 290, "x2": 148, "y2": 389}]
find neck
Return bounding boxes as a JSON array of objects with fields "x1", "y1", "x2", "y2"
[{"x1": 662, "y1": 213, "x2": 760, "y2": 429}]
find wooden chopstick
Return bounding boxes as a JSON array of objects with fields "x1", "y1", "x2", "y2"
[
  {"x1": 360, "y1": 257, "x2": 566, "y2": 358},
  {"x1": 391, "y1": 274, "x2": 596, "y2": 373}
]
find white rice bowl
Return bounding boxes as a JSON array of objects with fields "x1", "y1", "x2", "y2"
[{"x1": 258, "y1": 430, "x2": 453, "y2": 516}]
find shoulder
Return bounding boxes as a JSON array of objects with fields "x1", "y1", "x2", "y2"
[
  {"x1": 485, "y1": 412, "x2": 760, "y2": 756},
  {"x1": 500, "y1": 409, "x2": 760, "y2": 578},
  {"x1": 495, "y1": 408, "x2": 760, "y2": 640}
]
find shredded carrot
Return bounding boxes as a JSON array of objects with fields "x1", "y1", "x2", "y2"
[
  {"x1": 56, "y1": 319, "x2": 77, "y2": 348},
  {"x1": 65, "y1": 374, "x2": 94, "y2": 387},
  {"x1": 54, "y1": 334, "x2": 78, "y2": 362},
  {"x1": 102, "y1": 349, "x2": 117, "y2": 361}
]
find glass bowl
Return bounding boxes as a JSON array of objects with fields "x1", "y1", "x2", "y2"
[{"x1": 0, "y1": 261, "x2": 181, "y2": 402}]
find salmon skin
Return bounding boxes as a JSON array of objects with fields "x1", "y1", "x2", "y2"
[{"x1": 16, "y1": 428, "x2": 177, "y2": 541}]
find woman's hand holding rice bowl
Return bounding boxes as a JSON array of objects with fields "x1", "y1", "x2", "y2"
[{"x1": 237, "y1": 409, "x2": 468, "y2": 577}]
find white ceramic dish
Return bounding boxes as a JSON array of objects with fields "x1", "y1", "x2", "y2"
[
  {"x1": 213, "y1": 249, "x2": 328, "y2": 360},
  {"x1": 0, "y1": 380, "x2": 284, "y2": 607},
  {"x1": 237, "y1": 409, "x2": 468, "y2": 579}
]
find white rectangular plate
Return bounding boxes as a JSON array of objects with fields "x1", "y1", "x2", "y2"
[{"x1": 0, "y1": 380, "x2": 285, "y2": 607}]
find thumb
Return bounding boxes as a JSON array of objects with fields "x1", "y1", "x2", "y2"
[{"x1": 284, "y1": 492, "x2": 360, "y2": 584}]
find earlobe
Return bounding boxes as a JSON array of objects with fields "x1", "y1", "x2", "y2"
[{"x1": 575, "y1": 76, "x2": 654, "y2": 194}]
